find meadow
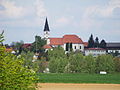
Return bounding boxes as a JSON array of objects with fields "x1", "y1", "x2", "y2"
[{"x1": 38, "y1": 73, "x2": 120, "y2": 84}]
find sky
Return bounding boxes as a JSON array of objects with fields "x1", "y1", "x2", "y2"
[{"x1": 0, "y1": 0, "x2": 120, "y2": 44}]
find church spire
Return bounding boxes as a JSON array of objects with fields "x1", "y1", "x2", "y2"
[
  {"x1": 43, "y1": 18, "x2": 50, "y2": 40},
  {"x1": 44, "y1": 18, "x2": 50, "y2": 31}
]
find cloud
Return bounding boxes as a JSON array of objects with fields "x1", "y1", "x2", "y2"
[
  {"x1": 82, "y1": 0, "x2": 120, "y2": 18},
  {"x1": 54, "y1": 16, "x2": 74, "y2": 28},
  {"x1": 79, "y1": 0, "x2": 120, "y2": 30},
  {"x1": 97, "y1": 0, "x2": 120, "y2": 17},
  {"x1": 34, "y1": 0, "x2": 47, "y2": 18},
  {"x1": 0, "y1": 0, "x2": 27, "y2": 18}
]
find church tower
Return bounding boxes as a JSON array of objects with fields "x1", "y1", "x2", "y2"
[{"x1": 43, "y1": 18, "x2": 50, "y2": 40}]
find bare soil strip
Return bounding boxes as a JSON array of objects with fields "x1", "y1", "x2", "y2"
[{"x1": 37, "y1": 83, "x2": 120, "y2": 90}]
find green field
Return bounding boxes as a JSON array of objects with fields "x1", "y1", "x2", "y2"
[{"x1": 38, "y1": 73, "x2": 120, "y2": 84}]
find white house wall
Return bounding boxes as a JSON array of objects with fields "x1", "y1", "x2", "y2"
[
  {"x1": 47, "y1": 39, "x2": 50, "y2": 44},
  {"x1": 63, "y1": 43, "x2": 84, "y2": 52},
  {"x1": 85, "y1": 50, "x2": 106, "y2": 56},
  {"x1": 72, "y1": 44, "x2": 84, "y2": 52},
  {"x1": 108, "y1": 50, "x2": 120, "y2": 53}
]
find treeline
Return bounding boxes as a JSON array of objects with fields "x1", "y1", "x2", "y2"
[
  {"x1": 88, "y1": 34, "x2": 106, "y2": 48},
  {"x1": 48, "y1": 47, "x2": 120, "y2": 73}
]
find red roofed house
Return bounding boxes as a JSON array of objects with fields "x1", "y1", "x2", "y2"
[
  {"x1": 46, "y1": 35, "x2": 84, "y2": 52},
  {"x1": 43, "y1": 18, "x2": 85, "y2": 52}
]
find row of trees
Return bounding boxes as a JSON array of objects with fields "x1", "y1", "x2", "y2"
[
  {"x1": 48, "y1": 47, "x2": 120, "y2": 73},
  {"x1": 88, "y1": 34, "x2": 106, "y2": 48}
]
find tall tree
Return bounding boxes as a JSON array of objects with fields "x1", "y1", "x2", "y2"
[
  {"x1": 94, "y1": 37, "x2": 99, "y2": 48},
  {"x1": 88, "y1": 34, "x2": 94, "y2": 48},
  {"x1": 99, "y1": 39, "x2": 106, "y2": 48},
  {"x1": 0, "y1": 33, "x2": 37, "y2": 90},
  {"x1": 31, "y1": 36, "x2": 46, "y2": 52},
  {"x1": 48, "y1": 47, "x2": 68, "y2": 73}
]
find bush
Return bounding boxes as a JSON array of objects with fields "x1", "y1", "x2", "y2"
[
  {"x1": 68, "y1": 53, "x2": 86, "y2": 73},
  {"x1": 96, "y1": 54, "x2": 115, "y2": 73},
  {"x1": 48, "y1": 47, "x2": 68, "y2": 73},
  {"x1": 114, "y1": 57, "x2": 120, "y2": 72},
  {"x1": 0, "y1": 46, "x2": 37, "y2": 90},
  {"x1": 84, "y1": 55, "x2": 96, "y2": 73}
]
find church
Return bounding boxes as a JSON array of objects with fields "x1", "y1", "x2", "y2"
[{"x1": 43, "y1": 18, "x2": 85, "y2": 52}]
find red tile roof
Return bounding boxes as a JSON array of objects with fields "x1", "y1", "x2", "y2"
[
  {"x1": 22, "y1": 43, "x2": 32, "y2": 48},
  {"x1": 43, "y1": 44, "x2": 52, "y2": 49},
  {"x1": 49, "y1": 35, "x2": 83, "y2": 46},
  {"x1": 63, "y1": 35, "x2": 83, "y2": 44},
  {"x1": 50, "y1": 38, "x2": 63, "y2": 45},
  {"x1": 83, "y1": 42, "x2": 88, "y2": 47},
  {"x1": 44, "y1": 35, "x2": 84, "y2": 49}
]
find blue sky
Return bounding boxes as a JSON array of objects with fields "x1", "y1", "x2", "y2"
[{"x1": 0, "y1": 0, "x2": 120, "y2": 44}]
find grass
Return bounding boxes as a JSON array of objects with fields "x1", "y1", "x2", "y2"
[{"x1": 38, "y1": 73, "x2": 120, "y2": 84}]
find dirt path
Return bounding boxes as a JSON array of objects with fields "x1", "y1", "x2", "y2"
[{"x1": 37, "y1": 83, "x2": 120, "y2": 90}]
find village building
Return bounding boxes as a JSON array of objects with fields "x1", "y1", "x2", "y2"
[
  {"x1": 43, "y1": 18, "x2": 85, "y2": 52},
  {"x1": 106, "y1": 43, "x2": 120, "y2": 54},
  {"x1": 84, "y1": 48, "x2": 106, "y2": 57}
]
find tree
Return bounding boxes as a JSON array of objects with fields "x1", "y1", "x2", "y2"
[
  {"x1": 68, "y1": 53, "x2": 86, "y2": 73},
  {"x1": 88, "y1": 34, "x2": 94, "y2": 48},
  {"x1": 99, "y1": 39, "x2": 106, "y2": 48},
  {"x1": 0, "y1": 33, "x2": 37, "y2": 90},
  {"x1": 0, "y1": 30, "x2": 4, "y2": 45},
  {"x1": 114, "y1": 57, "x2": 120, "y2": 72},
  {"x1": 94, "y1": 37, "x2": 99, "y2": 48},
  {"x1": 96, "y1": 54, "x2": 115, "y2": 73},
  {"x1": 84, "y1": 55, "x2": 96, "y2": 73},
  {"x1": 31, "y1": 36, "x2": 46, "y2": 52},
  {"x1": 48, "y1": 47, "x2": 68, "y2": 73}
]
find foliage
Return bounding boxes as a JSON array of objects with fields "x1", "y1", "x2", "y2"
[
  {"x1": 11, "y1": 40, "x2": 24, "y2": 50},
  {"x1": 0, "y1": 33, "x2": 37, "y2": 90},
  {"x1": 68, "y1": 53, "x2": 85, "y2": 73},
  {"x1": 94, "y1": 37, "x2": 99, "y2": 48},
  {"x1": 21, "y1": 51, "x2": 47, "y2": 73},
  {"x1": 88, "y1": 34, "x2": 94, "y2": 48},
  {"x1": 0, "y1": 30, "x2": 4, "y2": 43},
  {"x1": 96, "y1": 54, "x2": 115, "y2": 73},
  {"x1": 48, "y1": 47, "x2": 68, "y2": 73},
  {"x1": 114, "y1": 57, "x2": 120, "y2": 72},
  {"x1": 0, "y1": 46, "x2": 37, "y2": 90},
  {"x1": 39, "y1": 73, "x2": 120, "y2": 84},
  {"x1": 31, "y1": 36, "x2": 46, "y2": 52},
  {"x1": 84, "y1": 55, "x2": 96, "y2": 73},
  {"x1": 99, "y1": 39, "x2": 106, "y2": 48}
]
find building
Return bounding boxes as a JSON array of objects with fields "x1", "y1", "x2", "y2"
[
  {"x1": 43, "y1": 18, "x2": 84, "y2": 52},
  {"x1": 106, "y1": 43, "x2": 120, "y2": 53},
  {"x1": 47, "y1": 35, "x2": 84, "y2": 52},
  {"x1": 85, "y1": 48, "x2": 106, "y2": 57}
]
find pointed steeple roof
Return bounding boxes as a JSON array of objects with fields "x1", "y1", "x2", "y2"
[{"x1": 44, "y1": 18, "x2": 50, "y2": 31}]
